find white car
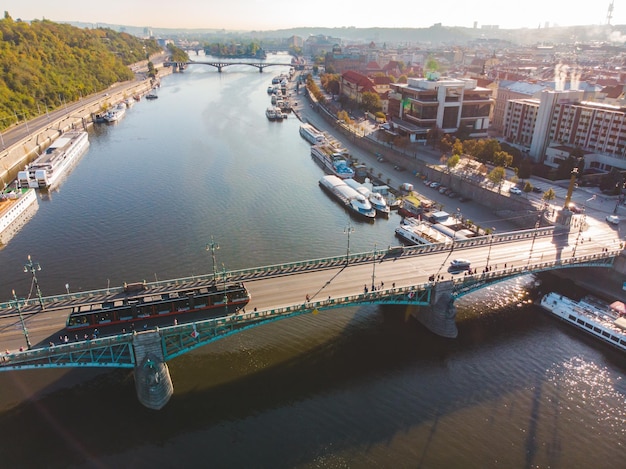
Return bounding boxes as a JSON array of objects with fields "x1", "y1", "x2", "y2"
[
  {"x1": 450, "y1": 259, "x2": 471, "y2": 269},
  {"x1": 509, "y1": 186, "x2": 522, "y2": 195},
  {"x1": 606, "y1": 215, "x2": 620, "y2": 225}
]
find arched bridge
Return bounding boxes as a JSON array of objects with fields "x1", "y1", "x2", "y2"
[
  {"x1": 164, "y1": 60, "x2": 291, "y2": 72},
  {"x1": 0, "y1": 226, "x2": 622, "y2": 408}
]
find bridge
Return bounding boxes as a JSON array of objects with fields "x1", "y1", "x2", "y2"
[
  {"x1": 164, "y1": 60, "x2": 291, "y2": 73},
  {"x1": 0, "y1": 225, "x2": 623, "y2": 409}
]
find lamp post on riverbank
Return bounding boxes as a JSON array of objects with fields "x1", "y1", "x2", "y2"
[
  {"x1": 23, "y1": 255, "x2": 44, "y2": 309},
  {"x1": 11, "y1": 290, "x2": 31, "y2": 350}
]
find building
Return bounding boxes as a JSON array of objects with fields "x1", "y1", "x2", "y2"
[
  {"x1": 387, "y1": 73, "x2": 493, "y2": 141},
  {"x1": 503, "y1": 89, "x2": 626, "y2": 172}
]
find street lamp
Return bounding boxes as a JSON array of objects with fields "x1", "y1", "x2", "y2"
[
  {"x1": 206, "y1": 237, "x2": 219, "y2": 283},
  {"x1": 572, "y1": 212, "x2": 586, "y2": 258},
  {"x1": 486, "y1": 227, "x2": 496, "y2": 270},
  {"x1": 528, "y1": 216, "x2": 541, "y2": 266},
  {"x1": 344, "y1": 221, "x2": 355, "y2": 264},
  {"x1": 11, "y1": 290, "x2": 32, "y2": 350},
  {"x1": 221, "y1": 264, "x2": 228, "y2": 316},
  {"x1": 371, "y1": 243, "x2": 377, "y2": 290},
  {"x1": 23, "y1": 255, "x2": 44, "y2": 309}
]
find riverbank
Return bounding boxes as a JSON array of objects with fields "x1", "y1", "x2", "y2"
[{"x1": 0, "y1": 61, "x2": 173, "y2": 184}]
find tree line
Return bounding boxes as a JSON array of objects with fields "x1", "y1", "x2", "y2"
[{"x1": 0, "y1": 12, "x2": 162, "y2": 130}]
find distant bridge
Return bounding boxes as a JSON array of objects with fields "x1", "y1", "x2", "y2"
[
  {"x1": 164, "y1": 60, "x2": 292, "y2": 73},
  {"x1": 0, "y1": 226, "x2": 622, "y2": 408}
]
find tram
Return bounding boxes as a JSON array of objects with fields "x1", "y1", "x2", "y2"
[{"x1": 65, "y1": 282, "x2": 251, "y2": 332}]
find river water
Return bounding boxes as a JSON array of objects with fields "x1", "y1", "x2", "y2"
[{"x1": 0, "y1": 55, "x2": 624, "y2": 468}]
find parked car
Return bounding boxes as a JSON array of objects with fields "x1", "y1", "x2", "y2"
[
  {"x1": 509, "y1": 186, "x2": 523, "y2": 195},
  {"x1": 429, "y1": 182, "x2": 441, "y2": 189},
  {"x1": 377, "y1": 156, "x2": 385, "y2": 162},
  {"x1": 606, "y1": 215, "x2": 620, "y2": 225},
  {"x1": 447, "y1": 191, "x2": 458, "y2": 198},
  {"x1": 439, "y1": 186, "x2": 448, "y2": 194},
  {"x1": 458, "y1": 196, "x2": 472, "y2": 203},
  {"x1": 394, "y1": 165, "x2": 406, "y2": 172},
  {"x1": 531, "y1": 186, "x2": 543, "y2": 193}
]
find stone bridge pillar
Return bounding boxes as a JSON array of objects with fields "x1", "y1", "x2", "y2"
[
  {"x1": 413, "y1": 280, "x2": 458, "y2": 338},
  {"x1": 132, "y1": 330, "x2": 173, "y2": 410}
]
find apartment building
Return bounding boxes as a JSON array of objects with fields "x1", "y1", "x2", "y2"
[{"x1": 387, "y1": 74, "x2": 492, "y2": 141}]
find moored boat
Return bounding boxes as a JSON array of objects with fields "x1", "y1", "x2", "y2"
[
  {"x1": 311, "y1": 143, "x2": 355, "y2": 179},
  {"x1": 344, "y1": 178, "x2": 390, "y2": 217},
  {"x1": 17, "y1": 130, "x2": 90, "y2": 189},
  {"x1": 103, "y1": 103, "x2": 127, "y2": 122},
  {"x1": 266, "y1": 107, "x2": 277, "y2": 120},
  {"x1": 299, "y1": 123, "x2": 326, "y2": 145},
  {"x1": 539, "y1": 292, "x2": 626, "y2": 351},
  {"x1": 0, "y1": 183, "x2": 38, "y2": 246},
  {"x1": 395, "y1": 218, "x2": 452, "y2": 246},
  {"x1": 319, "y1": 175, "x2": 376, "y2": 219}
]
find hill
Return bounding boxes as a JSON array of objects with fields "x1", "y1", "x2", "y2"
[{"x1": 0, "y1": 13, "x2": 161, "y2": 130}]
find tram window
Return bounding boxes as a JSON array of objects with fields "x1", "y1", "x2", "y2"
[{"x1": 98, "y1": 312, "x2": 112, "y2": 323}]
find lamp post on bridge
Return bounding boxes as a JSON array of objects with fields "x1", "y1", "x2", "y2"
[
  {"x1": 371, "y1": 243, "x2": 377, "y2": 290},
  {"x1": 11, "y1": 290, "x2": 32, "y2": 350},
  {"x1": 23, "y1": 255, "x2": 44, "y2": 309},
  {"x1": 486, "y1": 227, "x2": 496, "y2": 270},
  {"x1": 572, "y1": 211, "x2": 586, "y2": 258},
  {"x1": 344, "y1": 221, "x2": 355, "y2": 264},
  {"x1": 528, "y1": 215, "x2": 541, "y2": 266},
  {"x1": 206, "y1": 237, "x2": 219, "y2": 283}
]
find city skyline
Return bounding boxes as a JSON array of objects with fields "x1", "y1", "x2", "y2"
[{"x1": 3, "y1": 0, "x2": 623, "y2": 32}]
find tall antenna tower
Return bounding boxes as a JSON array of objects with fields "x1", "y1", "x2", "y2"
[{"x1": 607, "y1": 0, "x2": 614, "y2": 25}]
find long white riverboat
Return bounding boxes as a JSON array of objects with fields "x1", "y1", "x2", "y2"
[
  {"x1": 0, "y1": 184, "x2": 38, "y2": 246},
  {"x1": 311, "y1": 143, "x2": 355, "y2": 179},
  {"x1": 319, "y1": 175, "x2": 376, "y2": 219},
  {"x1": 539, "y1": 292, "x2": 626, "y2": 351},
  {"x1": 18, "y1": 130, "x2": 90, "y2": 189},
  {"x1": 299, "y1": 123, "x2": 326, "y2": 145}
]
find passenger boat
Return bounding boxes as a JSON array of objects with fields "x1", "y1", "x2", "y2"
[
  {"x1": 17, "y1": 130, "x2": 90, "y2": 189},
  {"x1": 344, "y1": 178, "x2": 390, "y2": 217},
  {"x1": 65, "y1": 282, "x2": 251, "y2": 334},
  {"x1": 311, "y1": 143, "x2": 355, "y2": 179},
  {"x1": 299, "y1": 123, "x2": 326, "y2": 145},
  {"x1": 319, "y1": 175, "x2": 376, "y2": 219},
  {"x1": 395, "y1": 218, "x2": 452, "y2": 246},
  {"x1": 0, "y1": 183, "x2": 38, "y2": 246},
  {"x1": 539, "y1": 292, "x2": 626, "y2": 351},
  {"x1": 145, "y1": 93, "x2": 158, "y2": 100},
  {"x1": 103, "y1": 103, "x2": 127, "y2": 122}
]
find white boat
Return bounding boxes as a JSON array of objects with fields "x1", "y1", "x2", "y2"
[
  {"x1": 299, "y1": 123, "x2": 326, "y2": 145},
  {"x1": 266, "y1": 107, "x2": 277, "y2": 120},
  {"x1": 311, "y1": 143, "x2": 355, "y2": 179},
  {"x1": 319, "y1": 175, "x2": 376, "y2": 219},
  {"x1": 17, "y1": 130, "x2": 90, "y2": 189},
  {"x1": 539, "y1": 292, "x2": 626, "y2": 351},
  {"x1": 103, "y1": 103, "x2": 126, "y2": 122},
  {"x1": 344, "y1": 178, "x2": 390, "y2": 217},
  {"x1": 395, "y1": 218, "x2": 452, "y2": 246},
  {"x1": 0, "y1": 183, "x2": 38, "y2": 246}
]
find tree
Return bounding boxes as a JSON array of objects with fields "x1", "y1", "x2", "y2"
[
  {"x1": 543, "y1": 188, "x2": 556, "y2": 204},
  {"x1": 447, "y1": 154, "x2": 460, "y2": 170},
  {"x1": 488, "y1": 166, "x2": 507, "y2": 192},
  {"x1": 361, "y1": 91, "x2": 382, "y2": 113},
  {"x1": 451, "y1": 138, "x2": 463, "y2": 156},
  {"x1": 493, "y1": 150, "x2": 513, "y2": 168}
]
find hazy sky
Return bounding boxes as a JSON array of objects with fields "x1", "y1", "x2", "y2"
[{"x1": 2, "y1": 0, "x2": 622, "y2": 30}]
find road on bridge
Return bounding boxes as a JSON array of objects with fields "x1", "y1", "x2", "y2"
[{"x1": 0, "y1": 226, "x2": 620, "y2": 353}]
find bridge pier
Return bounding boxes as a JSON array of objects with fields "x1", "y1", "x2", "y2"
[
  {"x1": 413, "y1": 281, "x2": 458, "y2": 338},
  {"x1": 132, "y1": 331, "x2": 173, "y2": 410}
]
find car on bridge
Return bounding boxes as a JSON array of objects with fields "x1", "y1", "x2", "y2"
[{"x1": 449, "y1": 259, "x2": 471, "y2": 270}]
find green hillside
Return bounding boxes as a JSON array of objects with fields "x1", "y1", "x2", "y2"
[{"x1": 0, "y1": 12, "x2": 161, "y2": 130}]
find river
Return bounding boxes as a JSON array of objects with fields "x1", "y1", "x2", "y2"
[{"x1": 0, "y1": 54, "x2": 624, "y2": 468}]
